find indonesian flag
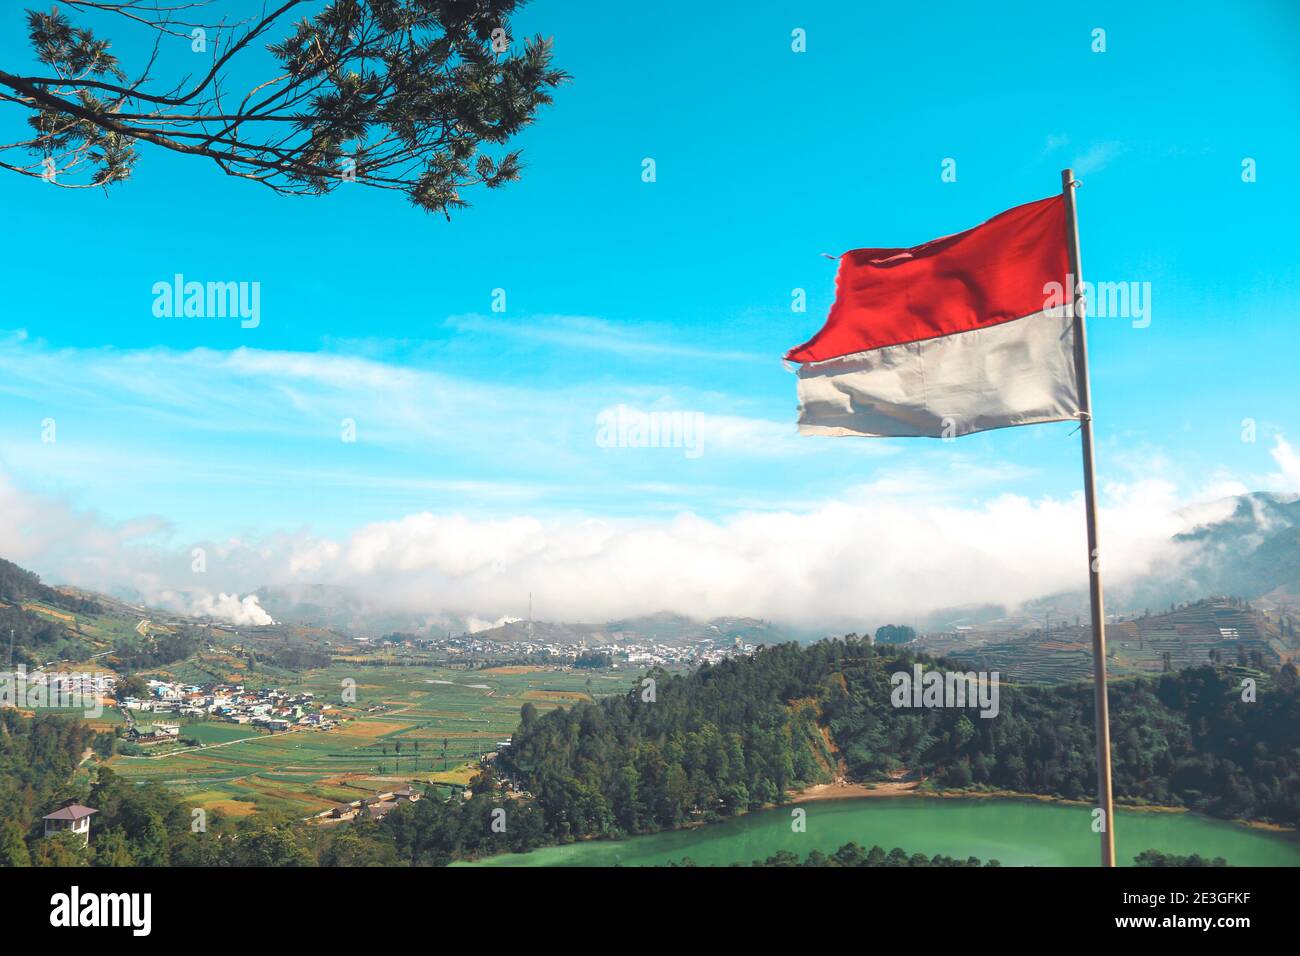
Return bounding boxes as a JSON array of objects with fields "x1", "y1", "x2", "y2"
[{"x1": 787, "y1": 195, "x2": 1081, "y2": 438}]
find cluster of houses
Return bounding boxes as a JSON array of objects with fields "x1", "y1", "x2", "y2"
[
  {"x1": 119, "y1": 679, "x2": 342, "y2": 734},
  {"x1": 36, "y1": 671, "x2": 116, "y2": 699},
  {"x1": 620, "y1": 637, "x2": 758, "y2": 668},
  {"x1": 128, "y1": 721, "x2": 182, "y2": 745},
  {"x1": 365, "y1": 632, "x2": 595, "y2": 661},
  {"x1": 368, "y1": 632, "x2": 759, "y2": 670},
  {"x1": 317, "y1": 785, "x2": 423, "y2": 823},
  {"x1": 0, "y1": 669, "x2": 115, "y2": 711}
]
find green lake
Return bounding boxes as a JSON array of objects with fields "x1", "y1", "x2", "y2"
[{"x1": 463, "y1": 796, "x2": 1300, "y2": 867}]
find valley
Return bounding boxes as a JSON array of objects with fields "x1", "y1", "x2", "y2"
[{"x1": 107, "y1": 662, "x2": 637, "y2": 819}]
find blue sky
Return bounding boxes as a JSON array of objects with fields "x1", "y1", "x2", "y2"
[{"x1": 0, "y1": 1, "x2": 1296, "y2": 626}]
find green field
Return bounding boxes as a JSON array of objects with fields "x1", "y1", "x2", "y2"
[
  {"x1": 181, "y1": 722, "x2": 267, "y2": 745},
  {"x1": 109, "y1": 663, "x2": 635, "y2": 818}
]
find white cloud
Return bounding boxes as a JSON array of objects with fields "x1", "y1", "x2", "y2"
[
  {"x1": 1268, "y1": 435, "x2": 1300, "y2": 491},
  {"x1": 1043, "y1": 133, "x2": 1071, "y2": 154},
  {"x1": 466, "y1": 615, "x2": 521, "y2": 634},
  {"x1": 0, "y1": 461, "x2": 1209, "y2": 632},
  {"x1": 1071, "y1": 141, "x2": 1124, "y2": 176},
  {"x1": 444, "y1": 313, "x2": 765, "y2": 363},
  {"x1": 0, "y1": 338, "x2": 872, "y2": 474}
]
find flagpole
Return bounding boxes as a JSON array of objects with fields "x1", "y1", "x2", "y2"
[{"x1": 1061, "y1": 168, "x2": 1116, "y2": 867}]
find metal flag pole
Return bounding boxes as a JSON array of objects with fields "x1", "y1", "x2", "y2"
[{"x1": 1061, "y1": 168, "x2": 1116, "y2": 867}]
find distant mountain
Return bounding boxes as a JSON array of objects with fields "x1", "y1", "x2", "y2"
[
  {"x1": 1098, "y1": 492, "x2": 1300, "y2": 618},
  {"x1": 913, "y1": 492, "x2": 1300, "y2": 632},
  {"x1": 605, "y1": 612, "x2": 791, "y2": 645},
  {"x1": 919, "y1": 596, "x2": 1291, "y2": 685},
  {"x1": 1170, "y1": 493, "x2": 1300, "y2": 604},
  {"x1": 465, "y1": 618, "x2": 597, "y2": 645},
  {"x1": 252, "y1": 584, "x2": 454, "y2": 637}
]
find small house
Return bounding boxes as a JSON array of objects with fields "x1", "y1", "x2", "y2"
[{"x1": 42, "y1": 803, "x2": 97, "y2": 845}]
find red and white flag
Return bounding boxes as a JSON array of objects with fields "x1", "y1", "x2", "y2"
[{"x1": 787, "y1": 195, "x2": 1081, "y2": 438}]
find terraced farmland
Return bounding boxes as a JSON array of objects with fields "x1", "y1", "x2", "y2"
[{"x1": 109, "y1": 663, "x2": 636, "y2": 817}]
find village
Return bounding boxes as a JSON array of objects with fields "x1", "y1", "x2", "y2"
[
  {"x1": 378, "y1": 631, "x2": 760, "y2": 670},
  {"x1": 119, "y1": 678, "x2": 342, "y2": 745},
  {"x1": 314, "y1": 784, "x2": 424, "y2": 824}
]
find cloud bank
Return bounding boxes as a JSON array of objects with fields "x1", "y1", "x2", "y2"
[{"x1": 4, "y1": 458, "x2": 1283, "y2": 631}]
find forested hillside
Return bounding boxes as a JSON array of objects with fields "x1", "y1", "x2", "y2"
[
  {"x1": 0, "y1": 557, "x2": 102, "y2": 664},
  {"x1": 503, "y1": 641, "x2": 840, "y2": 837},
  {"x1": 0, "y1": 558, "x2": 102, "y2": 615},
  {"x1": 0, "y1": 709, "x2": 356, "y2": 867},
  {"x1": 0, "y1": 712, "x2": 113, "y2": 864},
  {"x1": 501, "y1": 640, "x2": 1300, "y2": 835}
]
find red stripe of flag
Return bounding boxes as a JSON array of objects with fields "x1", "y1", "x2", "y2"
[{"x1": 785, "y1": 195, "x2": 1068, "y2": 363}]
